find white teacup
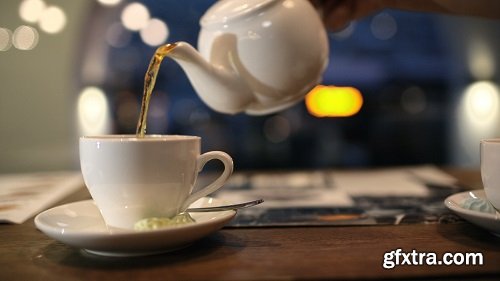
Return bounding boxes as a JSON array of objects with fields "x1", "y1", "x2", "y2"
[
  {"x1": 480, "y1": 139, "x2": 500, "y2": 211},
  {"x1": 79, "y1": 135, "x2": 233, "y2": 229}
]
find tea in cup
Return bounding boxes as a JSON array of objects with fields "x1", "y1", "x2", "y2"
[
  {"x1": 79, "y1": 135, "x2": 233, "y2": 229},
  {"x1": 480, "y1": 139, "x2": 500, "y2": 211}
]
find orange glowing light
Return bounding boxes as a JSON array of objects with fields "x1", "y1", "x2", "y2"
[{"x1": 305, "y1": 85, "x2": 363, "y2": 117}]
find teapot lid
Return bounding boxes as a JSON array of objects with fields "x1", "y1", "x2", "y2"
[{"x1": 201, "y1": 0, "x2": 277, "y2": 26}]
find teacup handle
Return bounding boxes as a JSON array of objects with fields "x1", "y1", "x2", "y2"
[{"x1": 181, "y1": 151, "x2": 233, "y2": 211}]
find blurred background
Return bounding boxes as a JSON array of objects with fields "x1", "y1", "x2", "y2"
[{"x1": 1, "y1": 0, "x2": 499, "y2": 173}]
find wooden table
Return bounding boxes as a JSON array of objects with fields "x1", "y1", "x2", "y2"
[{"x1": 1, "y1": 168, "x2": 499, "y2": 280}]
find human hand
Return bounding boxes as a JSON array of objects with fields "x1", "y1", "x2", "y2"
[
  {"x1": 310, "y1": 0, "x2": 383, "y2": 31},
  {"x1": 310, "y1": 0, "x2": 500, "y2": 32}
]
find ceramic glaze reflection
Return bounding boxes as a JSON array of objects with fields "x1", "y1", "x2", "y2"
[
  {"x1": 160, "y1": 0, "x2": 329, "y2": 115},
  {"x1": 79, "y1": 135, "x2": 233, "y2": 229}
]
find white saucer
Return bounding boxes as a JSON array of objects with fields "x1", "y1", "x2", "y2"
[
  {"x1": 34, "y1": 198, "x2": 236, "y2": 257},
  {"x1": 444, "y1": 190, "x2": 500, "y2": 237}
]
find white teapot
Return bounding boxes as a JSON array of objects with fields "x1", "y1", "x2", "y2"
[{"x1": 168, "y1": 0, "x2": 329, "y2": 115}]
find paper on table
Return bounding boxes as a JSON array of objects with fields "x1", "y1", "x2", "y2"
[
  {"x1": 0, "y1": 171, "x2": 83, "y2": 224},
  {"x1": 202, "y1": 166, "x2": 460, "y2": 227},
  {"x1": 331, "y1": 165, "x2": 458, "y2": 197},
  {"x1": 215, "y1": 171, "x2": 354, "y2": 208}
]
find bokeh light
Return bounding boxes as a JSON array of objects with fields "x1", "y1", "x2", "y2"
[
  {"x1": 0, "y1": 28, "x2": 13, "y2": 51},
  {"x1": 39, "y1": 6, "x2": 66, "y2": 34},
  {"x1": 97, "y1": 0, "x2": 122, "y2": 6},
  {"x1": 371, "y1": 12, "x2": 397, "y2": 40},
  {"x1": 121, "y1": 2, "x2": 150, "y2": 31},
  {"x1": 455, "y1": 81, "x2": 500, "y2": 165},
  {"x1": 12, "y1": 25, "x2": 39, "y2": 50},
  {"x1": 140, "y1": 18, "x2": 169, "y2": 46},
  {"x1": 305, "y1": 85, "x2": 363, "y2": 117},
  {"x1": 105, "y1": 22, "x2": 132, "y2": 48},
  {"x1": 401, "y1": 86, "x2": 427, "y2": 114},
  {"x1": 464, "y1": 81, "x2": 499, "y2": 121},
  {"x1": 77, "y1": 86, "x2": 111, "y2": 135},
  {"x1": 19, "y1": 0, "x2": 46, "y2": 23},
  {"x1": 263, "y1": 115, "x2": 291, "y2": 143},
  {"x1": 468, "y1": 39, "x2": 495, "y2": 80}
]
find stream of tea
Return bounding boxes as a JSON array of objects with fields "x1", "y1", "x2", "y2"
[{"x1": 136, "y1": 42, "x2": 178, "y2": 137}]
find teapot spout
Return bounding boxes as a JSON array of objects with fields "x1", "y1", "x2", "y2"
[{"x1": 167, "y1": 41, "x2": 255, "y2": 114}]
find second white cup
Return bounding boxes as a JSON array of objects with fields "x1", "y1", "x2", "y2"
[{"x1": 480, "y1": 139, "x2": 500, "y2": 211}]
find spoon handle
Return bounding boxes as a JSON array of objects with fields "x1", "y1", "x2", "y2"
[{"x1": 186, "y1": 199, "x2": 264, "y2": 212}]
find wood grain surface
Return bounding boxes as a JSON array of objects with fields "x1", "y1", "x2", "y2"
[{"x1": 1, "y1": 168, "x2": 498, "y2": 281}]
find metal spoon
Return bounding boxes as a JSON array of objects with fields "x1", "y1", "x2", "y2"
[{"x1": 186, "y1": 199, "x2": 264, "y2": 212}]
